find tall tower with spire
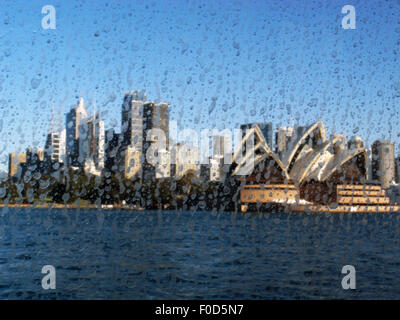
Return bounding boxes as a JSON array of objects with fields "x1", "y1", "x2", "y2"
[{"x1": 66, "y1": 97, "x2": 87, "y2": 167}]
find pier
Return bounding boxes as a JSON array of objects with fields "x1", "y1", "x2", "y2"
[{"x1": 240, "y1": 184, "x2": 400, "y2": 213}]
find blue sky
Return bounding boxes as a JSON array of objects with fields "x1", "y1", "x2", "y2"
[{"x1": 0, "y1": 0, "x2": 400, "y2": 171}]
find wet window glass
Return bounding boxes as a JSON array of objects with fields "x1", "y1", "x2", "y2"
[{"x1": 0, "y1": 0, "x2": 400, "y2": 301}]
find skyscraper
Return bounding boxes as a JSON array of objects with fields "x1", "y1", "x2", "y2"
[
  {"x1": 79, "y1": 111, "x2": 105, "y2": 173},
  {"x1": 212, "y1": 135, "x2": 232, "y2": 159},
  {"x1": 241, "y1": 123, "x2": 273, "y2": 149},
  {"x1": 44, "y1": 129, "x2": 66, "y2": 163},
  {"x1": 104, "y1": 128, "x2": 123, "y2": 174},
  {"x1": 143, "y1": 102, "x2": 170, "y2": 146},
  {"x1": 120, "y1": 91, "x2": 170, "y2": 180},
  {"x1": 121, "y1": 91, "x2": 147, "y2": 151},
  {"x1": 275, "y1": 127, "x2": 294, "y2": 154},
  {"x1": 66, "y1": 97, "x2": 87, "y2": 167},
  {"x1": 209, "y1": 135, "x2": 231, "y2": 182}
]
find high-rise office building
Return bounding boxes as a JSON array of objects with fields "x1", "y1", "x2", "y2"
[
  {"x1": 121, "y1": 91, "x2": 147, "y2": 152},
  {"x1": 142, "y1": 102, "x2": 170, "y2": 181},
  {"x1": 209, "y1": 135, "x2": 231, "y2": 182},
  {"x1": 66, "y1": 98, "x2": 87, "y2": 167},
  {"x1": 104, "y1": 128, "x2": 123, "y2": 174},
  {"x1": 372, "y1": 140, "x2": 395, "y2": 189},
  {"x1": 275, "y1": 127, "x2": 294, "y2": 154},
  {"x1": 212, "y1": 135, "x2": 232, "y2": 159},
  {"x1": 143, "y1": 102, "x2": 170, "y2": 144},
  {"x1": 241, "y1": 123, "x2": 273, "y2": 149},
  {"x1": 79, "y1": 111, "x2": 105, "y2": 172},
  {"x1": 120, "y1": 91, "x2": 170, "y2": 180},
  {"x1": 44, "y1": 129, "x2": 66, "y2": 163}
]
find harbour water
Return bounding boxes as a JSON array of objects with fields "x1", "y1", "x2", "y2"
[{"x1": 1, "y1": 208, "x2": 400, "y2": 299}]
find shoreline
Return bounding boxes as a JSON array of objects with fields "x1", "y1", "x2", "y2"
[
  {"x1": 1, "y1": 202, "x2": 400, "y2": 213},
  {"x1": 0, "y1": 203, "x2": 145, "y2": 210}
]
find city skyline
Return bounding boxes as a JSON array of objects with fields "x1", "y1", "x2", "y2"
[
  {"x1": 1, "y1": 0, "x2": 400, "y2": 172},
  {"x1": 3, "y1": 0, "x2": 400, "y2": 303},
  {"x1": 5, "y1": 94, "x2": 400, "y2": 215},
  {"x1": 6, "y1": 87, "x2": 399, "y2": 188}
]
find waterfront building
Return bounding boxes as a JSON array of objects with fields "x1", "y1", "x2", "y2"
[
  {"x1": 372, "y1": 140, "x2": 395, "y2": 189},
  {"x1": 232, "y1": 120, "x2": 367, "y2": 186},
  {"x1": 235, "y1": 121, "x2": 378, "y2": 210}
]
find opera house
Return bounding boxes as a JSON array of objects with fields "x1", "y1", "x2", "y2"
[{"x1": 232, "y1": 121, "x2": 400, "y2": 213}]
